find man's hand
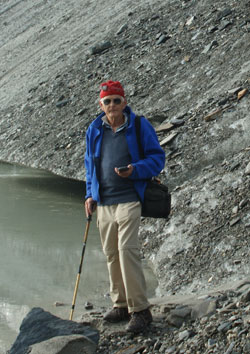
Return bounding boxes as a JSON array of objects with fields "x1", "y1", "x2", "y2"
[
  {"x1": 85, "y1": 197, "x2": 97, "y2": 216},
  {"x1": 115, "y1": 164, "x2": 133, "y2": 178}
]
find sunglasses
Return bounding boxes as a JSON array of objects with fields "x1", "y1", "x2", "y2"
[{"x1": 101, "y1": 97, "x2": 124, "y2": 105}]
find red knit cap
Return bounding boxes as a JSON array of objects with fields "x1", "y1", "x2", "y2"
[{"x1": 100, "y1": 80, "x2": 125, "y2": 99}]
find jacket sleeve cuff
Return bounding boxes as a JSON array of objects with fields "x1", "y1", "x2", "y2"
[{"x1": 129, "y1": 164, "x2": 139, "y2": 179}]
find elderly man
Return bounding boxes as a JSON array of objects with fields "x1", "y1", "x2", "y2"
[{"x1": 84, "y1": 80, "x2": 165, "y2": 333}]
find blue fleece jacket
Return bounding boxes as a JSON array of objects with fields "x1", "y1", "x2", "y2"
[{"x1": 84, "y1": 106, "x2": 165, "y2": 203}]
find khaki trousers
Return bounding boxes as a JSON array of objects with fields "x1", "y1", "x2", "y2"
[{"x1": 97, "y1": 201, "x2": 150, "y2": 313}]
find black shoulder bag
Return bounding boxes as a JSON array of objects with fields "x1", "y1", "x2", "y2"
[{"x1": 135, "y1": 116, "x2": 171, "y2": 218}]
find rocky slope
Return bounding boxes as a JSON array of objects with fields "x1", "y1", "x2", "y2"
[
  {"x1": 1, "y1": 0, "x2": 250, "y2": 352},
  {"x1": 81, "y1": 280, "x2": 250, "y2": 353}
]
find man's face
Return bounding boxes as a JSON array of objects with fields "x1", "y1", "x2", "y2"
[{"x1": 99, "y1": 95, "x2": 127, "y2": 120}]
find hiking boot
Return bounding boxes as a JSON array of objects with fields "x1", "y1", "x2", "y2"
[
  {"x1": 103, "y1": 307, "x2": 130, "y2": 323},
  {"x1": 126, "y1": 308, "x2": 152, "y2": 333}
]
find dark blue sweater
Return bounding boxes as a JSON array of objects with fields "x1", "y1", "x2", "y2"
[{"x1": 99, "y1": 124, "x2": 139, "y2": 205}]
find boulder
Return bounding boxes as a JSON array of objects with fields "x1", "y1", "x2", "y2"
[
  {"x1": 9, "y1": 307, "x2": 99, "y2": 354},
  {"x1": 29, "y1": 335, "x2": 96, "y2": 354}
]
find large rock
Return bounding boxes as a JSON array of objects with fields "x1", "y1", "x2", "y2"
[
  {"x1": 9, "y1": 307, "x2": 99, "y2": 354},
  {"x1": 29, "y1": 335, "x2": 96, "y2": 354}
]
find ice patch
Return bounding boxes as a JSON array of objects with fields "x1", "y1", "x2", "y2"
[
  {"x1": 156, "y1": 216, "x2": 193, "y2": 260},
  {"x1": 140, "y1": 223, "x2": 157, "y2": 233},
  {"x1": 0, "y1": 301, "x2": 29, "y2": 332},
  {"x1": 191, "y1": 186, "x2": 218, "y2": 211},
  {"x1": 213, "y1": 241, "x2": 232, "y2": 254},
  {"x1": 208, "y1": 122, "x2": 223, "y2": 136},
  {"x1": 229, "y1": 117, "x2": 249, "y2": 131},
  {"x1": 222, "y1": 174, "x2": 243, "y2": 189}
]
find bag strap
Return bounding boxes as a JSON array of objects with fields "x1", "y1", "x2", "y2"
[
  {"x1": 135, "y1": 116, "x2": 161, "y2": 184},
  {"x1": 135, "y1": 115, "x2": 144, "y2": 159}
]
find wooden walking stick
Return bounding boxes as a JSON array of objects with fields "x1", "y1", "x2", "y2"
[{"x1": 69, "y1": 214, "x2": 92, "y2": 320}]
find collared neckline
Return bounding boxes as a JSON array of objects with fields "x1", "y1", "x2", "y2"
[{"x1": 102, "y1": 112, "x2": 128, "y2": 133}]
